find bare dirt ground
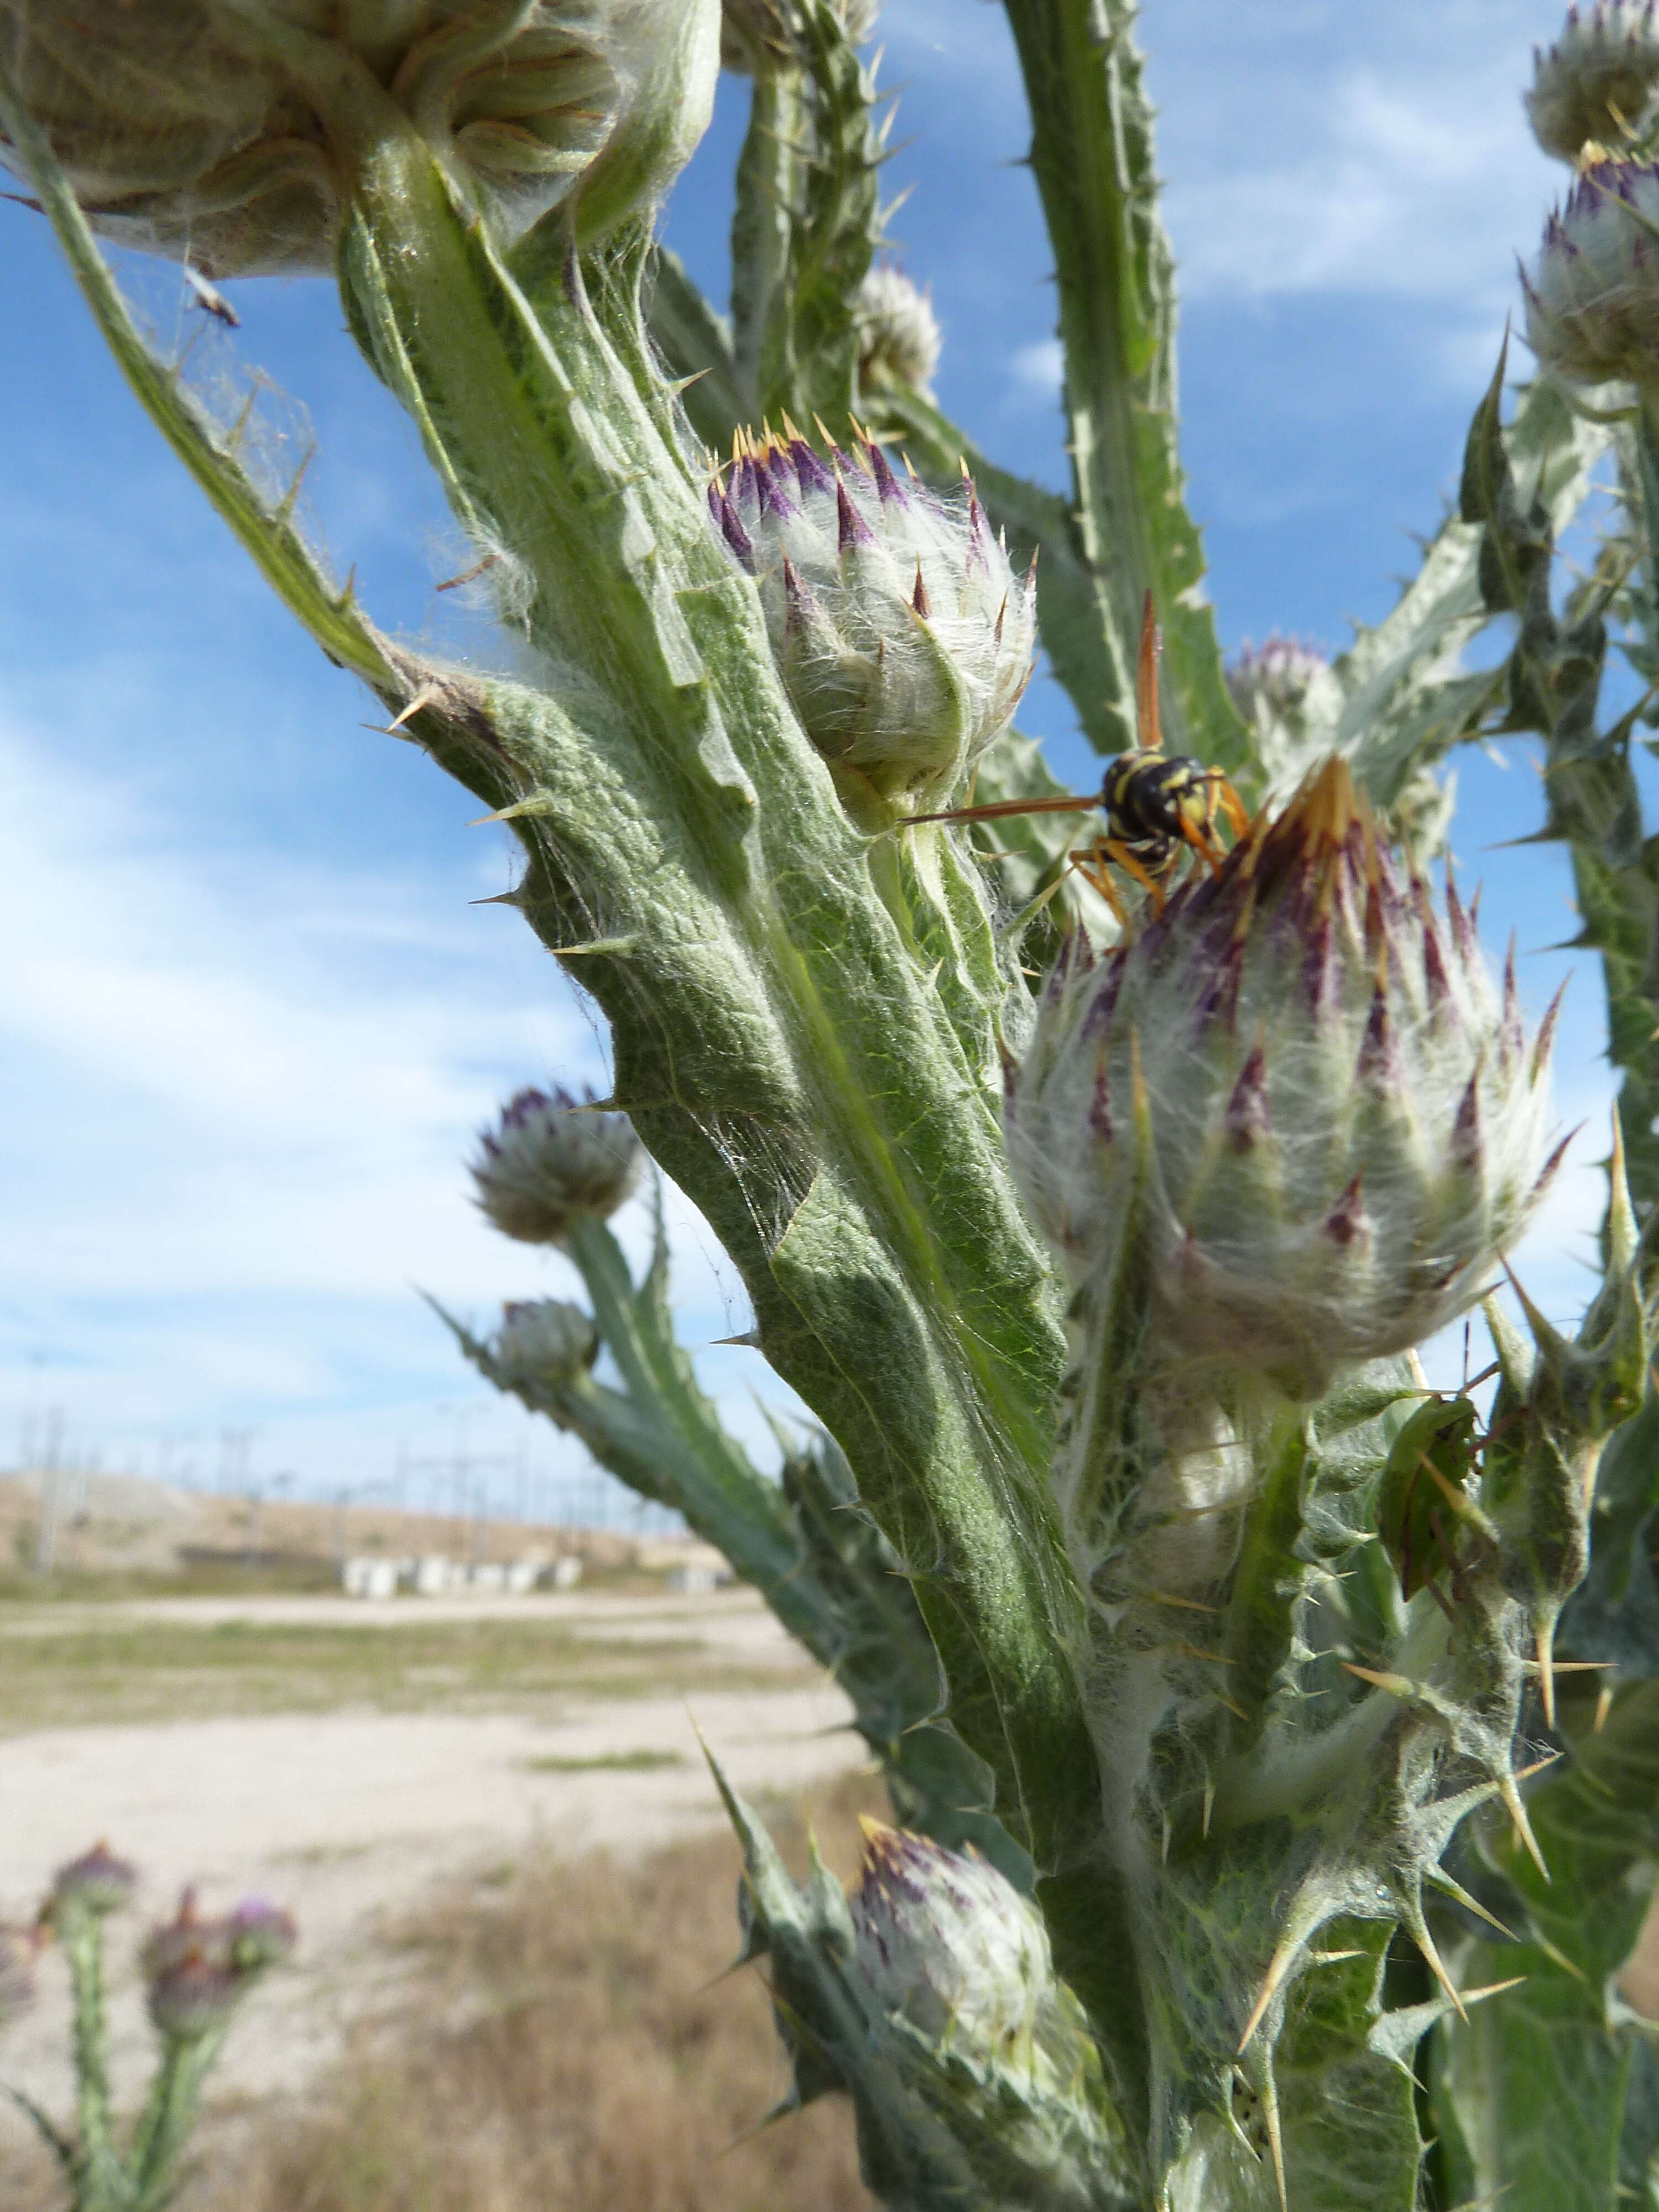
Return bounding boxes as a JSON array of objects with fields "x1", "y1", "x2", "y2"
[{"x1": 0, "y1": 1588, "x2": 862, "y2": 2133}]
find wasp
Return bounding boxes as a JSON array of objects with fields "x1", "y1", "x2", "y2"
[{"x1": 909, "y1": 593, "x2": 1248, "y2": 919}]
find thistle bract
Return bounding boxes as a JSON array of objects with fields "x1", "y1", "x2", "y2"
[
  {"x1": 1527, "y1": 1, "x2": 1659, "y2": 161},
  {"x1": 854, "y1": 266, "x2": 942, "y2": 399},
  {"x1": 1525, "y1": 156, "x2": 1659, "y2": 385},
  {"x1": 1005, "y1": 759, "x2": 1560, "y2": 1398},
  {"x1": 712, "y1": 429, "x2": 1035, "y2": 799},
  {"x1": 849, "y1": 1823, "x2": 1050, "y2": 2070},
  {"x1": 0, "y1": 0, "x2": 699, "y2": 276},
  {"x1": 471, "y1": 1087, "x2": 643, "y2": 1247},
  {"x1": 491, "y1": 1297, "x2": 601, "y2": 1387}
]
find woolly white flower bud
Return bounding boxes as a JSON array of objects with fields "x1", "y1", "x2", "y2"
[
  {"x1": 0, "y1": 0, "x2": 700, "y2": 276},
  {"x1": 1525, "y1": 156, "x2": 1659, "y2": 385},
  {"x1": 1527, "y1": 2, "x2": 1659, "y2": 163},
  {"x1": 854, "y1": 266, "x2": 942, "y2": 399},
  {"x1": 1005, "y1": 760, "x2": 1562, "y2": 1400},
  {"x1": 712, "y1": 427, "x2": 1036, "y2": 797},
  {"x1": 471, "y1": 1087, "x2": 643, "y2": 1247},
  {"x1": 490, "y1": 1298, "x2": 600, "y2": 1389},
  {"x1": 849, "y1": 1823, "x2": 1051, "y2": 2069}
]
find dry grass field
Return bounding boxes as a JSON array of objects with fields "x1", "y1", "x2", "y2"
[{"x1": 0, "y1": 1605, "x2": 801, "y2": 1735}]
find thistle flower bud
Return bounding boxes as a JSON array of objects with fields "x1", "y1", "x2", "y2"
[
  {"x1": 1224, "y1": 635, "x2": 1333, "y2": 726},
  {"x1": 0, "y1": 0, "x2": 697, "y2": 277},
  {"x1": 853, "y1": 266, "x2": 942, "y2": 399},
  {"x1": 471, "y1": 1087, "x2": 643, "y2": 1247},
  {"x1": 50, "y1": 1842, "x2": 137, "y2": 1920},
  {"x1": 224, "y1": 1897, "x2": 299, "y2": 1973},
  {"x1": 1524, "y1": 156, "x2": 1659, "y2": 386},
  {"x1": 490, "y1": 1298, "x2": 601, "y2": 1389},
  {"x1": 713, "y1": 427, "x2": 1036, "y2": 797},
  {"x1": 1526, "y1": 3, "x2": 1659, "y2": 163},
  {"x1": 1005, "y1": 759, "x2": 1560, "y2": 1400},
  {"x1": 849, "y1": 1823, "x2": 1050, "y2": 2068},
  {"x1": 143, "y1": 1890, "x2": 296, "y2": 2041}
]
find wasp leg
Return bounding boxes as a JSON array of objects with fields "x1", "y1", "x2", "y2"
[
  {"x1": 1103, "y1": 837, "x2": 1171, "y2": 912},
  {"x1": 1178, "y1": 820, "x2": 1228, "y2": 878},
  {"x1": 1067, "y1": 847, "x2": 1130, "y2": 930},
  {"x1": 1204, "y1": 771, "x2": 1251, "y2": 841}
]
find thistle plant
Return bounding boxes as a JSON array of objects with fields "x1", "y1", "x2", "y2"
[
  {"x1": 4, "y1": 1844, "x2": 295, "y2": 2212},
  {"x1": 12, "y1": 0, "x2": 1659, "y2": 2205}
]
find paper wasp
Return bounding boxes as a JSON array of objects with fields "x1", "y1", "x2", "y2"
[{"x1": 909, "y1": 593, "x2": 1248, "y2": 919}]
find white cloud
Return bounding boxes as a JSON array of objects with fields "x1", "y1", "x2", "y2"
[
  {"x1": 0, "y1": 711, "x2": 797, "y2": 1488},
  {"x1": 1006, "y1": 338, "x2": 1063, "y2": 405}
]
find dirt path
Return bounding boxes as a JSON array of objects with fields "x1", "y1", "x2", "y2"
[{"x1": 0, "y1": 1592, "x2": 861, "y2": 2121}]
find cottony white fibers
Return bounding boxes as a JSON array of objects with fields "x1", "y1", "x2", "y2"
[
  {"x1": 0, "y1": 0, "x2": 677, "y2": 275},
  {"x1": 1527, "y1": 1, "x2": 1659, "y2": 163},
  {"x1": 1526, "y1": 156, "x2": 1659, "y2": 385},
  {"x1": 471, "y1": 1087, "x2": 643, "y2": 1248},
  {"x1": 1005, "y1": 759, "x2": 1562, "y2": 1400},
  {"x1": 711, "y1": 425, "x2": 1036, "y2": 797}
]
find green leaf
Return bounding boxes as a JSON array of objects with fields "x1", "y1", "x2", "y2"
[
  {"x1": 1433, "y1": 1684, "x2": 1659, "y2": 2211},
  {"x1": 999, "y1": 0, "x2": 1245, "y2": 765}
]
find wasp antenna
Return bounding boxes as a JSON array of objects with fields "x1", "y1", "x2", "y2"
[
  {"x1": 907, "y1": 792, "x2": 1095, "y2": 827},
  {"x1": 1136, "y1": 589, "x2": 1163, "y2": 754}
]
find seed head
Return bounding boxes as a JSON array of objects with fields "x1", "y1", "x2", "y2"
[
  {"x1": 1005, "y1": 759, "x2": 1561, "y2": 1400},
  {"x1": 471, "y1": 1087, "x2": 643, "y2": 1247},
  {"x1": 50, "y1": 1842, "x2": 137, "y2": 1921},
  {"x1": 1527, "y1": 2, "x2": 1659, "y2": 163},
  {"x1": 491, "y1": 1298, "x2": 601, "y2": 1389},
  {"x1": 849, "y1": 1823, "x2": 1051, "y2": 2069},
  {"x1": 0, "y1": 0, "x2": 689, "y2": 276},
  {"x1": 1525, "y1": 155, "x2": 1659, "y2": 386},
  {"x1": 714, "y1": 426, "x2": 1035, "y2": 797},
  {"x1": 854, "y1": 266, "x2": 942, "y2": 399}
]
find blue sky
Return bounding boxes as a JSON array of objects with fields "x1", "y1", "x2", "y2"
[{"x1": 0, "y1": 0, "x2": 1620, "y2": 1511}]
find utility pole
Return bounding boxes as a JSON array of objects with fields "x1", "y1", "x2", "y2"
[{"x1": 33, "y1": 1405, "x2": 65, "y2": 1576}]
